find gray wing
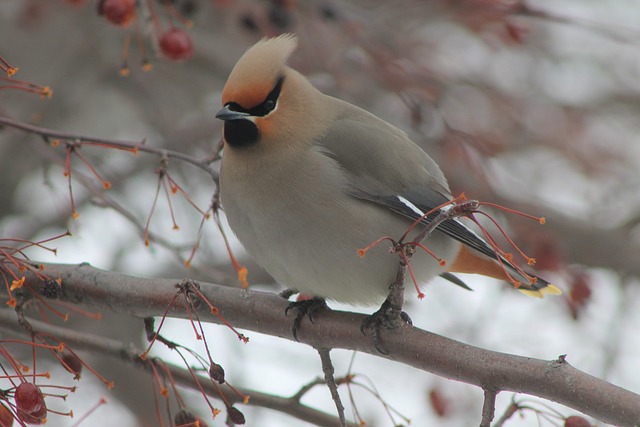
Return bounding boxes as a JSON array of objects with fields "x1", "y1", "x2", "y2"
[
  {"x1": 316, "y1": 98, "x2": 451, "y2": 207},
  {"x1": 315, "y1": 99, "x2": 550, "y2": 290}
]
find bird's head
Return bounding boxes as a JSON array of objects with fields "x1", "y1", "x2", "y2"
[{"x1": 216, "y1": 34, "x2": 328, "y2": 151}]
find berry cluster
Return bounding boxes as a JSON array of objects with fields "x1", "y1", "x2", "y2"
[{"x1": 96, "y1": 0, "x2": 194, "y2": 73}]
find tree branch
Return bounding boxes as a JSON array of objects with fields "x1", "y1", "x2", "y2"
[
  {"x1": 3, "y1": 262, "x2": 640, "y2": 426},
  {"x1": 0, "y1": 309, "x2": 355, "y2": 427},
  {"x1": 0, "y1": 115, "x2": 219, "y2": 180}
]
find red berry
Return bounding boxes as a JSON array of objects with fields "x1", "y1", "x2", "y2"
[
  {"x1": 428, "y1": 388, "x2": 448, "y2": 417},
  {"x1": 14, "y1": 383, "x2": 45, "y2": 415},
  {"x1": 565, "y1": 416, "x2": 592, "y2": 427},
  {"x1": 14, "y1": 383, "x2": 47, "y2": 424},
  {"x1": 0, "y1": 403, "x2": 14, "y2": 427},
  {"x1": 98, "y1": 0, "x2": 136, "y2": 27},
  {"x1": 569, "y1": 273, "x2": 592, "y2": 307},
  {"x1": 566, "y1": 270, "x2": 592, "y2": 320},
  {"x1": 159, "y1": 28, "x2": 194, "y2": 61},
  {"x1": 17, "y1": 405, "x2": 46, "y2": 425}
]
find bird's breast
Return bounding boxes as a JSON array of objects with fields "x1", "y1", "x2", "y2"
[{"x1": 220, "y1": 146, "x2": 458, "y2": 305}]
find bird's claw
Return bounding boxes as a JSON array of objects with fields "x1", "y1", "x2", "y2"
[
  {"x1": 361, "y1": 298, "x2": 412, "y2": 354},
  {"x1": 285, "y1": 297, "x2": 328, "y2": 341}
]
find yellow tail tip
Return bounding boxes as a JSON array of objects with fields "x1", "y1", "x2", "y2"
[
  {"x1": 542, "y1": 284, "x2": 562, "y2": 296},
  {"x1": 518, "y1": 289, "x2": 543, "y2": 298},
  {"x1": 518, "y1": 284, "x2": 562, "y2": 298}
]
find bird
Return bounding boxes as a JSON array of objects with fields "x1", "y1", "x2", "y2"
[{"x1": 215, "y1": 34, "x2": 560, "y2": 314}]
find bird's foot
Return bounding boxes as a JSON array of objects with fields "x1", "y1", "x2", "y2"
[
  {"x1": 360, "y1": 298, "x2": 412, "y2": 354},
  {"x1": 284, "y1": 296, "x2": 328, "y2": 341}
]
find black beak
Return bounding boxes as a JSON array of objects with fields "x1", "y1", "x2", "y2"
[{"x1": 215, "y1": 105, "x2": 250, "y2": 121}]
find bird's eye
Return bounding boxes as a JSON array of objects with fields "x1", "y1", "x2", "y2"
[
  {"x1": 264, "y1": 100, "x2": 275, "y2": 113},
  {"x1": 234, "y1": 76, "x2": 284, "y2": 117}
]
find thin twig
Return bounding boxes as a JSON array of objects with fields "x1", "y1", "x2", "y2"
[
  {"x1": 388, "y1": 258, "x2": 407, "y2": 313},
  {"x1": 411, "y1": 205, "x2": 461, "y2": 246},
  {"x1": 492, "y1": 399, "x2": 520, "y2": 427},
  {"x1": 317, "y1": 348, "x2": 347, "y2": 427},
  {"x1": 0, "y1": 115, "x2": 219, "y2": 180},
  {"x1": 480, "y1": 388, "x2": 498, "y2": 427},
  {"x1": 290, "y1": 377, "x2": 327, "y2": 402}
]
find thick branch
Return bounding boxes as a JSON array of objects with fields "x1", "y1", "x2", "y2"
[{"x1": 4, "y1": 262, "x2": 640, "y2": 426}]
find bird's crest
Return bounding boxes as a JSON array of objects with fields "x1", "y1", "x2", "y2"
[{"x1": 221, "y1": 34, "x2": 298, "y2": 109}]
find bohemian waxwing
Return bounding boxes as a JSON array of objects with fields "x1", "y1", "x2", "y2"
[{"x1": 216, "y1": 34, "x2": 560, "y2": 307}]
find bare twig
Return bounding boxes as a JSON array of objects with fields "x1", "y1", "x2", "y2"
[
  {"x1": 0, "y1": 115, "x2": 219, "y2": 180},
  {"x1": 492, "y1": 399, "x2": 520, "y2": 427},
  {"x1": 317, "y1": 348, "x2": 346, "y2": 427},
  {"x1": 291, "y1": 377, "x2": 326, "y2": 402},
  {"x1": 480, "y1": 388, "x2": 497, "y2": 427}
]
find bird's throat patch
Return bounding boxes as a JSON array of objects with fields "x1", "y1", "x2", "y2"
[{"x1": 224, "y1": 120, "x2": 259, "y2": 147}]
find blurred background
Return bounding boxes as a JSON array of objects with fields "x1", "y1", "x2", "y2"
[{"x1": 1, "y1": 0, "x2": 639, "y2": 426}]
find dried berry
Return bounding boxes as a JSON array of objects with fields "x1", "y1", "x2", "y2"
[
  {"x1": 209, "y1": 363, "x2": 225, "y2": 384},
  {"x1": 175, "y1": 409, "x2": 197, "y2": 426},
  {"x1": 227, "y1": 406, "x2": 245, "y2": 425},
  {"x1": 61, "y1": 349, "x2": 83, "y2": 379}
]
